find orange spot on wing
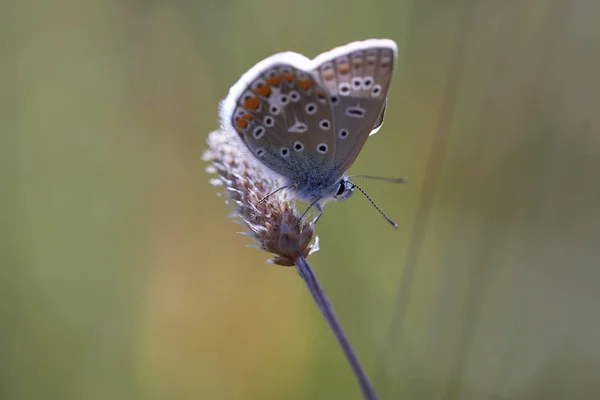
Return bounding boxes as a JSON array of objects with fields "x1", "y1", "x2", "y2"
[
  {"x1": 282, "y1": 72, "x2": 295, "y2": 82},
  {"x1": 243, "y1": 96, "x2": 259, "y2": 110},
  {"x1": 236, "y1": 119, "x2": 247, "y2": 129},
  {"x1": 322, "y1": 70, "x2": 335, "y2": 80},
  {"x1": 298, "y1": 78, "x2": 312, "y2": 90},
  {"x1": 266, "y1": 75, "x2": 281, "y2": 86},
  {"x1": 338, "y1": 64, "x2": 350, "y2": 74},
  {"x1": 235, "y1": 113, "x2": 253, "y2": 129},
  {"x1": 254, "y1": 83, "x2": 271, "y2": 97},
  {"x1": 380, "y1": 54, "x2": 392, "y2": 68},
  {"x1": 316, "y1": 90, "x2": 326, "y2": 99},
  {"x1": 352, "y1": 60, "x2": 362, "y2": 68}
]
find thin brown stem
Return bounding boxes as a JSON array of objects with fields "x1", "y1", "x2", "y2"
[{"x1": 295, "y1": 256, "x2": 378, "y2": 400}]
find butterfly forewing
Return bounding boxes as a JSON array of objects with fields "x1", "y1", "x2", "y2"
[{"x1": 311, "y1": 43, "x2": 396, "y2": 178}]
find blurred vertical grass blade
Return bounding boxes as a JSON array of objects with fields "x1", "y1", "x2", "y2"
[
  {"x1": 379, "y1": 0, "x2": 476, "y2": 394},
  {"x1": 379, "y1": 0, "x2": 600, "y2": 399},
  {"x1": 1, "y1": 1, "x2": 145, "y2": 399}
]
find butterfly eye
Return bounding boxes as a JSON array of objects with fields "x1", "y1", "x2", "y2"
[
  {"x1": 338, "y1": 128, "x2": 349, "y2": 139},
  {"x1": 371, "y1": 84, "x2": 382, "y2": 97},
  {"x1": 336, "y1": 182, "x2": 346, "y2": 196}
]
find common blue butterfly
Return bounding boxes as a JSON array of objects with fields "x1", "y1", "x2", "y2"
[{"x1": 220, "y1": 39, "x2": 404, "y2": 226}]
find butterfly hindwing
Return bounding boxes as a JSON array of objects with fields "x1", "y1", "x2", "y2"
[{"x1": 228, "y1": 61, "x2": 336, "y2": 181}]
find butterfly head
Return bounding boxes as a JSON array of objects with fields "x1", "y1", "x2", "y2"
[{"x1": 332, "y1": 177, "x2": 354, "y2": 202}]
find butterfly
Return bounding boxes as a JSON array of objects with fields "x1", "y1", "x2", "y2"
[{"x1": 220, "y1": 39, "x2": 405, "y2": 227}]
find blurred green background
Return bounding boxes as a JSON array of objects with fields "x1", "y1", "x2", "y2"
[{"x1": 2, "y1": 0, "x2": 599, "y2": 399}]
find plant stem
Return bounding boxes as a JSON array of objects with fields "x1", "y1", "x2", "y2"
[{"x1": 295, "y1": 256, "x2": 378, "y2": 400}]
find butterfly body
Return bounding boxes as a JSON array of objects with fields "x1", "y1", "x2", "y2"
[{"x1": 220, "y1": 39, "x2": 397, "y2": 219}]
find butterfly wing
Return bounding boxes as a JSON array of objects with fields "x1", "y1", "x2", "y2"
[
  {"x1": 221, "y1": 53, "x2": 336, "y2": 183},
  {"x1": 310, "y1": 39, "x2": 397, "y2": 178}
]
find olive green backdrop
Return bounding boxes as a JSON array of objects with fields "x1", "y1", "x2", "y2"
[{"x1": 2, "y1": 0, "x2": 599, "y2": 399}]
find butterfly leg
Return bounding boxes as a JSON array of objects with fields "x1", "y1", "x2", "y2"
[
  {"x1": 297, "y1": 198, "x2": 322, "y2": 227},
  {"x1": 256, "y1": 183, "x2": 297, "y2": 205},
  {"x1": 312, "y1": 203, "x2": 324, "y2": 225}
]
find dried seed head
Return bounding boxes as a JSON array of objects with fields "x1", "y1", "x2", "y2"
[{"x1": 203, "y1": 128, "x2": 318, "y2": 266}]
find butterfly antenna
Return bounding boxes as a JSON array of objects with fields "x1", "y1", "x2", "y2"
[
  {"x1": 348, "y1": 174, "x2": 408, "y2": 183},
  {"x1": 349, "y1": 181, "x2": 398, "y2": 229},
  {"x1": 256, "y1": 183, "x2": 297, "y2": 205}
]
